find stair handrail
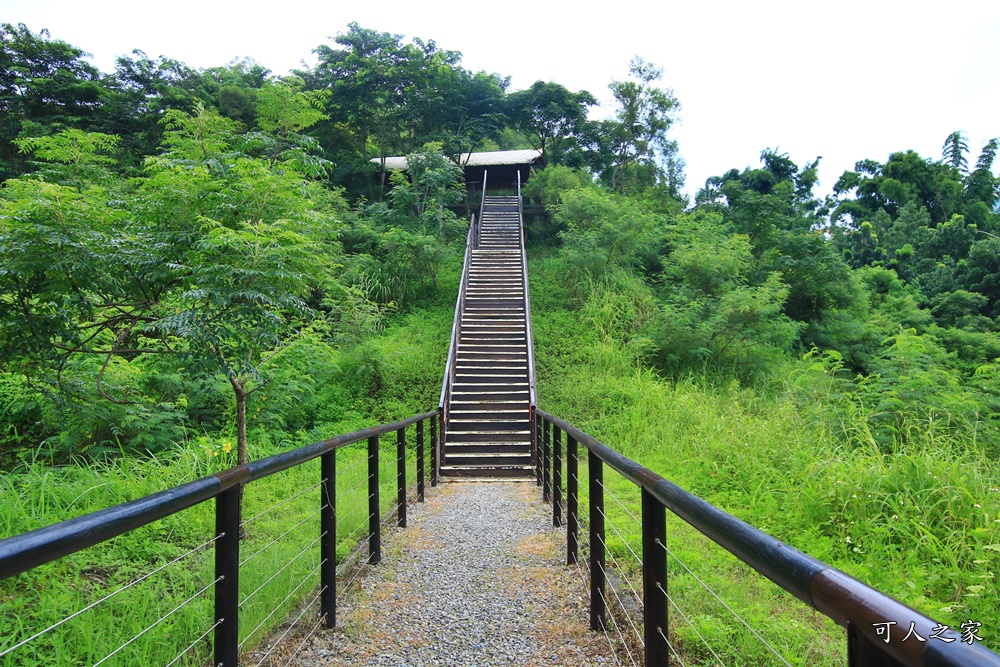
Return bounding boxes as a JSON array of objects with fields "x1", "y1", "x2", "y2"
[
  {"x1": 475, "y1": 170, "x2": 487, "y2": 249},
  {"x1": 517, "y1": 170, "x2": 538, "y2": 411},
  {"x1": 438, "y1": 211, "x2": 476, "y2": 421}
]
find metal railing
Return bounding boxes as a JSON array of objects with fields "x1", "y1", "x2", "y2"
[
  {"x1": 438, "y1": 171, "x2": 488, "y2": 460},
  {"x1": 516, "y1": 169, "x2": 539, "y2": 470},
  {"x1": 0, "y1": 411, "x2": 438, "y2": 667},
  {"x1": 476, "y1": 170, "x2": 487, "y2": 249},
  {"x1": 535, "y1": 408, "x2": 1000, "y2": 667},
  {"x1": 437, "y1": 212, "x2": 476, "y2": 446}
]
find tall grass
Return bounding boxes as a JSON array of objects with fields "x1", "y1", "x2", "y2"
[{"x1": 531, "y1": 254, "x2": 1000, "y2": 663}]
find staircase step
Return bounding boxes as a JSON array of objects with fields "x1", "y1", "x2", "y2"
[
  {"x1": 445, "y1": 432, "x2": 530, "y2": 444},
  {"x1": 444, "y1": 442, "x2": 531, "y2": 453},
  {"x1": 444, "y1": 454, "x2": 532, "y2": 467},
  {"x1": 439, "y1": 465, "x2": 534, "y2": 479}
]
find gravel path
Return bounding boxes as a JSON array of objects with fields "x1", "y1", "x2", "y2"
[{"x1": 281, "y1": 481, "x2": 616, "y2": 666}]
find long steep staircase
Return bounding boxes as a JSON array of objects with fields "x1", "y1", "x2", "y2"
[{"x1": 440, "y1": 189, "x2": 536, "y2": 478}]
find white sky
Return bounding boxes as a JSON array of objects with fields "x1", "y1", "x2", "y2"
[{"x1": 4, "y1": 0, "x2": 999, "y2": 199}]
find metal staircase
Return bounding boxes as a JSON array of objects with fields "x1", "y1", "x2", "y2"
[{"x1": 438, "y1": 175, "x2": 537, "y2": 478}]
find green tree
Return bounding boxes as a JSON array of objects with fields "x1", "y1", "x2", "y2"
[
  {"x1": 0, "y1": 93, "x2": 341, "y2": 462},
  {"x1": 556, "y1": 187, "x2": 662, "y2": 272},
  {"x1": 385, "y1": 143, "x2": 464, "y2": 238},
  {"x1": 308, "y1": 24, "x2": 419, "y2": 171},
  {"x1": 0, "y1": 23, "x2": 107, "y2": 179},
  {"x1": 248, "y1": 76, "x2": 331, "y2": 177},
  {"x1": 942, "y1": 130, "x2": 969, "y2": 174},
  {"x1": 507, "y1": 81, "x2": 595, "y2": 165},
  {"x1": 592, "y1": 57, "x2": 681, "y2": 194},
  {"x1": 964, "y1": 138, "x2": 999, "y2": 228},
  {"x1": 650, "y1": 214, "x2": 801, "y2": 379},
  {"x1": 146, "y1": 103, "x2": 336, "y2": 464},
  {"x1": 833, "y1": 150, "x2": 965, "y2": 225}
]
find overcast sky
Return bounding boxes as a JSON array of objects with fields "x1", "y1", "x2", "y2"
[{"x1": 5, "y1": 0, "x2": 999, "y2": 198}]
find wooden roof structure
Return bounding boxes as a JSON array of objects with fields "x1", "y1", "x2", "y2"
[{"x1": 372, "y1": 149, "x2": 543, "y2": 188}]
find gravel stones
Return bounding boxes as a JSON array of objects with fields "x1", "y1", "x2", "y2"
[{"x1": 286, "y1": 481, "x2": 616, "y2": 666}]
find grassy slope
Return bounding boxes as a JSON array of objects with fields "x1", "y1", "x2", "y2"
[{"x1": 529, "y1": 253, "x2": 1000, "y2": 665}]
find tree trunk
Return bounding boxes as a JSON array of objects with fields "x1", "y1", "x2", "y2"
[
  {"x1": 230, "y1": 376, "x2": 248, "y2": 466},
  {"x1": 227, "y1": 375, "x2": 248, "y2": 538}
]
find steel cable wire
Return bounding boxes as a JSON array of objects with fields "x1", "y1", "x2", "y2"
[
  {"x1": 91, "y1": 576, "x2": 222, "y2": 667},
  {"x1": 333, "y1": 521, "x2": 369, "y2": 568},
  {"x1": 596, "y1": 527, "x2": 644, "y2": 604},
  {"x1": 252, "y1": 585, "x2": 327, "y2": 667},
  {"x1": 653, "y1": 538, "x2": 792, "y2": 666},
  {"x1": 0, "y1": 533, "x2": 223, "y2": 660},
  {"x1": 597, "y1": 507, "x2": 643, "y2": 568},
  {"x1": 334, "y1": 544, "x2": 365, "y2": 578},
  {"x1": 333, "y1": 500, "x2": 368, "y2": 527},
  {"x1": 241, "y1": 481, "x2": 324, "y2": 528},
  {"x1": 240, "y1": 531, "x2": 326, "y2": 609},
  {"x1": 279, "y1": 611, "x2": 327, "y2": 667},
  {"x1": 597, "y1": 479, "x2": 643, "y2": 529},
  {"x1": 656, "y1": 582, "x2": 726, "y2": 667},
  {"x1": 238, "y1": 560, "x2": 324, "y2": 650},
  {"x1": 336, "y1": 558, "x2": 370, "y2": 603},
  {"x1": 336, "y1": 516, "x2": 368, "y2": 545},
  {"x1": 163, "y1": 618, "x2": 223, "y2": 667},
  {"x1": 336, "y1": 456, "x2": 371, "y2": 476},
  {"x1": 598, "y1": 607, "x2": 625, "y2": 667},
  {"x1": 240, "y1": 510, "x2": 319, "y2": 567},
  {"x1": 599, "y1": 586, "x2": 639, "y2": 667},
  {"x1": 340, "y1": 474, "x2": 371, "y2": 497},
  {"x1": 564, "y1": 516, "x2": 633, "y2": 667},
  {"x1": 657, "y1": 625, "x2": 688, "y2": 667},
  {"x1": 598, "y1": 561, "x2": 644, "y2": 647},
  {"x1": 594, "y1": 474, "x2": 790, "y2": 665}
]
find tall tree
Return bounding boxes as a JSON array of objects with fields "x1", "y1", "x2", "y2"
[
  {"x1": 832, "y1": 150, "x2": 966, "y2": 225},
  {"x1": 594, "y1": 57, "x2": 680, "y2": 193},
  {"x1": 507, "y1": 81, "x2": 595, "y2": 165},
  {"x1": 0, "y1": 23, "x2": 106, "y2": 180},
  {"x1": 1, "y1": 85, "x2": 340, "y2": 464},
  {"x1": 941, "y1": 130, "x2": 969, "y2": 174},
  {"x1": 964, "y1": 138, "x2": 999, "y2": 228},
  {"x1": 146, "y1": 101, "x2": 336, "y2": 464},
  {"x1": 308, "y1": 23, "x2": 418, "y2": 169}
]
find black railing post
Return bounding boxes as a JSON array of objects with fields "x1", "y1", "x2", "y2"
[
  {"x1": 214, "y1": 485, "x2": 240, "y2": 667},
  {"x1": 642, "y1": 488, "x2": 669, "y2": 667},
  {"x1": 553, "y1": 425, "x2": 562, "y2": 528},
  {"x1": 431, "y1": 413, "x2": 439, "y2": 487},
  {"x1": 567, "y1": 435, "x2": 578, "y2": 565},
  {"x1": 416, "y1": 420, "x2": 425, "y2": 502},
  {"x1": 397, "y1": 427, "x2": 407, "y2": 528},
  {"x1": 535, "y1": 412, "x2": 542, "y2": 487},
  {"x1": 542, "y1": 418, "x2": 551, "y2": 502},
  {"x1": 320, "y1": 450, "x2": 336, "y2": 627},
  {"x1": 589, "y1": 450, "x2": 606, "y2": 631},
  {"x1": 368, "y1": 434, "x2": 381, "y2": 565}
]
